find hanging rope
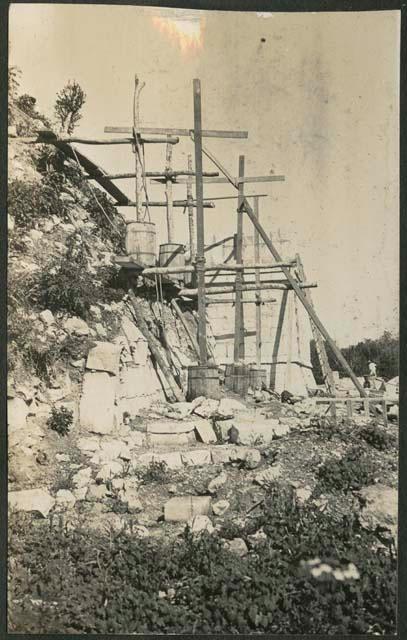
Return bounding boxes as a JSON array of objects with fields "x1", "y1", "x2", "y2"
[{"x1": 71, "y1": 144, "x2": 122, "y2": 236}]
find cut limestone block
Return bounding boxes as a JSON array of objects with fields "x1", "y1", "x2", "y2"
[
  {"x1": 182, "y1": 449, "x2": 211, "y2": 467},
  {"x1": 8, "y1": 488, "x2": 55, "y2": 518},
  {"x1": 218, "y1": 397, "x2": 247, "y2": 418},
  {"x1": 195, "y1": 421, "x2": 217, "y2": 444},
  {"x1": 79, "y1": 372, "x2": 116, "y2": 435},
  {"x1": 164, "y1": 496, "x2": 212, "y2": 522},
  {"x1": 55, "y1": 490, "x2": 76, "y2": 509},
  {"x1": 147, "y1": 432, "x2": 195, "y2": 447},
  {"x1": 64, "y1": 316, "x2": 90, "y2": 336},
  {"x1": 153, "y1": 451, "x2": 183, "y2": 470},
  {"x1": 212, "y1": 499, "x2": 230, "y2": 516},
  {"x1": 230, "y1": 418, "x2": 280, "y2": 446},
  {"x1": 187, "y1": 514, "x2": 214, "y2": 534},
  {"x1": 86, "y1": 342, "x2": 122, "y2": 376},
  {"x1": 210, "y1": 445, "x2": 238, "y2": 465},
  {"x1": 146, "y1": 420, "x2": 196, "y2": 435}
]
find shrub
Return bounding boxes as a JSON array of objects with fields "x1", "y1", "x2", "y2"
[
  {"x1": 316, "y1": 445, "x2": 376, "y2": 493},
  {"x1": 135, "y1": 461, "x2": 168, "y2": 484},
  {"x1": 8, "y1": 482, "x2": 396, "y2": 634},
  {"x1": 358, "y1": 424, "x2": 396, "y2": 451},
  {"x1": 54, "y1": 81, "x2": 86, "y2": 135},
  {"x1": 35, "y1": 256, "x2": 99, "y2": 320},
  {"x1": 83, "y1": 189, "x2": 125, "y2": 252},
  {"x1": 47, "y1": 406, "x2": 73, "y2": 436},
  {"x1": 8, "y1": 177, "x2": 68, "y2": 229}
]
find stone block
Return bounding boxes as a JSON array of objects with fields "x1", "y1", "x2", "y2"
[
  {"x1": 224, "y1": 537, "x2": 248, "y2": 557},
  {"x1": 39, "y1": 309, "x2": 55, "y2": 326},
  {"x1": 64, "y1": 316, "x2": 90, "y2": 336},
  {"x1": 96, "y1": 461, "x2": 123, "y2": 482},
  {"x1": 182, "y1": 449, "x2": 211, "y2": 467},
  {"x1": 208, "y1": 471, "x2": 228, "y2": 495},
  {"x1": 55, "y1": 490, "x2": 76, "y2": 508},
  {"x1": 187, "y1": 515, "x2": 214, "y2": 534},
  {"x1": 146, "y1": 420, "x2": 196, "y2": 434},
  {"x1": 8, "y1": 488, "x2": 55, "y2": 518},
  {"x1": 72, "y1": 467, "x2": 93, "y2": 489},
  {"x1": 77, "y1": 437, "x2": 100, "y2": 453},
  {"x1": 79, "y1": 372, "x2": 116, "y2": 434},
  {"x1": 212, "y1": 499, "x2": 230, "y2": 516},
  {"x1": 147, "y1": 432, "x2": 195, "y2": 447},
  {"x1": 195, "y1": 421, "x2": 217, "y2": 444},
  {"x1": 153, "y1": 451, "x2": 183, "y2": 470},
  {"x1": 254, "y1": 465, "x2": 282, "y2": 487},
  {"x1": 210, "y1": 445, "x2": 237, "y2": 465},
  {"x1": 193, "y1": 398, "x2": 220, "y2": 419},
  {"x1": 8, "y1": 397, "x2": 29, "y2": 432},
  {"x1": 164, "y1": 496, "x2": 212, "y2": 522},
  {"x1": 86, "y1": 483, "x2": 109, "y2": 501},
  {"x1": 218, "y1": 398, "x2": 247, "y2": 418},
  {"x1": 86, "y1": 342, "x2": 122, "y2": 376}
]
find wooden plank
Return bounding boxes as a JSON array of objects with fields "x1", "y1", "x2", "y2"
[
  {"x1": 254, "y1": 196, "x2": 262, "y2": 366},
  {"x1": 86, "y1": 170, "x2": 220, "y2": 180},
  {"x1": 193, "y1": 79, "x2": 207, "y2": 366},
  {"x1": 171, "y1": 299, "x2": 200, "y2": 358},
  {"x1": 206, "y1": 298, "x2": 277, "y2": 305},
  {"x1": 104, "y1": 126, "x2": 249, "y2": 139},
  {"x1": 346, "y1": 399, "x2": 353, "y2": 419},
  {"x1": 234, "y1": 155, "x2": 245, "y2": 363},
  {"x1": 382, "y1": 399, "x2": 388, "y2": 427},
  {"x1": 240, "y1": 197, "x2": 367, "y2": 398},
  {"x1": 364, "y1": 398, "x2": 370, "y2": 418},
  {"x1": 41, "y1": 139, "x2": 131, "y2": 205}
]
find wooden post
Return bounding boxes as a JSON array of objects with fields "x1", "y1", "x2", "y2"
[
  {"x1": 382, "y1": 399, "x2": 388, "y2": 427},
  {"x1": 165, "y1": 137, "x2": 174, "y2": 242},
  {"x1": 187, "y1": 154, "x2": 196, "y2": 261},
  {"x1": 240, "y1": 197, "x2": 367, "y2": 398},
  {"x1": 253, "y1": 196, "x2": 262, "y2": 366},
  {"x1": 346, "y1": 399, "x2": 353, "y2": 420},
  {"x1": 193, "y1": 79, "x2": 207, "y2": 366},
  {"x1": 133, "y1": 75, "x2": 145, "y2": 222},
  {"x1": 234, "y1": 155, "x2": 245, "y2": 363},
  {"x1": 364, "y1": 398, "x2": 370, "y2": 418},
  {"x1": 330, "y1": 401, "x2": 337, "y2": 425}
]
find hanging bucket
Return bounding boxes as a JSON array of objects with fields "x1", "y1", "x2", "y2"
[
  {"x1": 159, "y1": 243, "x2": 186, "y2": 283},
  {"x1": 125, "y1": 221, "x2": 156, "y2": 266},
  {"x1": 187, "y1": 365, "x2": 221, "y2": 401}
]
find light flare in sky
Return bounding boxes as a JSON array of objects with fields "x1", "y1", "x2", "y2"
[{"x1": 152, "y1": 14, "x2": 205, "y2": 55}]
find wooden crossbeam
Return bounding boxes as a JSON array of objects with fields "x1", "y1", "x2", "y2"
[
  {"x1": 205, "y1": 298, "x2": 277, "y2": 305},
  {"x1": 34, "y1": 131, "x2": 179, "y2": 145},
  {"x1": 123, "y1": 200, "x2": 215, "y2": 208},
  {"x1": 105, "y1": 126, "x2": 248, "y2": 139},
  {"x1": 179, "y1": 282, "x2": 316, "y2": 296},
  {"x1": 85, "y1": 170, "x2": 219, "y2": 181},
  {"x1": 152, "y1": 175, "x2": 285, "y2": 185}
]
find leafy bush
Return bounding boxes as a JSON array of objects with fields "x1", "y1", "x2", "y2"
[
  {"x1": 8, "y1": 177, "x2": 68, "y2": 229},
  {"x1": 317, "y1": 445, "x2": 376, "y2": 493},
  {"x1": 46, "y1": 406, "x2": 73, "y2": 436},
  {"x1": 54, "y1": 81, "x2": 86, "y2": 135},
  {"x1": 135, "y1": 461, "x2": 168, "y2": 484},
  {"x1": 358, "y1": 423, "x2": 396, "y2": 451},
  {"x1": 8, "y1": 482, "x2": 396, "y2": 634}
]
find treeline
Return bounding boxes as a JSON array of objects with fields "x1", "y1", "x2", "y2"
[{"x1": 311, "y1": 331, "x2": 399, "y2": 383}]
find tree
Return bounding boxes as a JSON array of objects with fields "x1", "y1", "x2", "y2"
[
  {"x1": 54, "y1": 81, "x2": 86, "y2": 135},
  {"x1": 8, "y1": 66, "x2": 21, "y2": 103},
  {"x1": 16, "y1": 94, "x2": 37, "y2": 118}
]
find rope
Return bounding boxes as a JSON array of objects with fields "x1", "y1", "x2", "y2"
[{"x1": 71, "y1": 144, "x2": 122, "y2": 237}]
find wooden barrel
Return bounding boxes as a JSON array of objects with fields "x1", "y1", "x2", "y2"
[
  {"x1": 187, "y1": 365, "x2": 221, "y2": 401},
  {"x1": 249, "y1": 367, "x2": 267, "y2": 390},
  {"x1": 159, "y1": 243, "x2": 186, "y2": 283},
  {"x1": 224, "y1": 363, "x2": 250, "y2": 396},
  {"x1": 125, "y1": 221, "x2": 156, "y2": 266}
]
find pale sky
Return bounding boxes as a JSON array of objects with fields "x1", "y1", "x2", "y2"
[{"x1": 9, "y1": 5, "x2": 400, "y2": 347}]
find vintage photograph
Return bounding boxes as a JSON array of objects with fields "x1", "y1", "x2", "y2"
[{"x1": 7, "y1": 4, "x2": 399, "y2": 634}]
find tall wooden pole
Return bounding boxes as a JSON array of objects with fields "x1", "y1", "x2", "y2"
[
  {"x1": 254, "y1": 196, "x2": 262, "y2": 366},
  {"x1": 165, "y1": 137, "x2": 174, "y2": 242},
  {"x1": 193, "y1": 79, "x2": 207, "y2": 365},
  {"x1": 133, "y1": 75, "x2": 145, "y2": 222},
  {"x1": 234, "y1": 155, "x2": 245, "y2": 363},
  {"x1": 187, "y1": 154, "x2": 196, "y2": 260}
]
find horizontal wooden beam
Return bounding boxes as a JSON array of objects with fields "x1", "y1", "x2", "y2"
[
  {"x1": 86, "y1": 170, "x2": 220, "y2": 181},
  {"x1": 176, "y1": 176, "x2": 285, "y2": 185},
  {"x1": 205, "y1": 298, "x2": 277, "y2": 305},
  {"x1": 179, "y1": 282, "x2": 317, "y2": 296},
  {"x1": 123, "y1": 200, "x2": 215, "y2": 208},
  {"x1": 205, "y1": 261, "x2": 295, "y2": 271},
  {"x1": 139, "y1": 261, "x2": 293, "y2": 277},
  {"x1": 104, "y1": 126, "x2": 248, "y2": 139}
]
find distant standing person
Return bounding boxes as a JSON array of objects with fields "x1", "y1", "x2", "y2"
[{"x1": 368, "y1": 361, "x2": 377, "y2": 377}]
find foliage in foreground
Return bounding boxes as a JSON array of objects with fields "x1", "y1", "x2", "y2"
[
  {"x1": 46, "y1": 406, "x2": 73, "y2": 436},
  {"x1": 8, "y1": 483, "x2": 396, "y2": 635},
  {"x1": 316, "y1": 445, "x2": 377, "y2": 494}
]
